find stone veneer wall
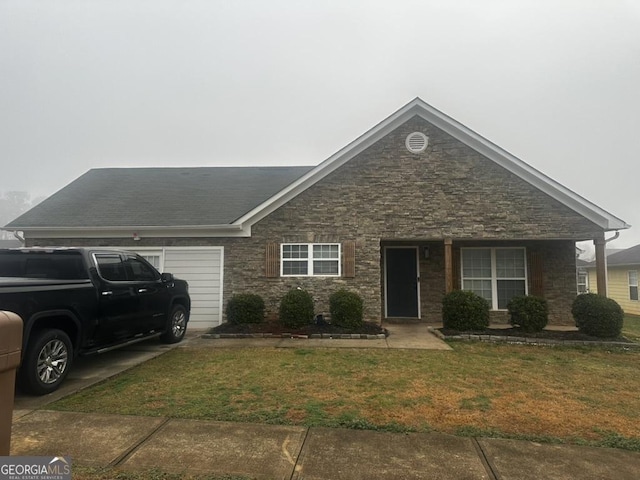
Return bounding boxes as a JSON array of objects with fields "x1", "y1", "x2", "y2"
[{"x1": 29, "y1": 116, "x2": 602, "y2": 325}]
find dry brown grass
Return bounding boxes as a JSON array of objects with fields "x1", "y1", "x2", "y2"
[{"x1": 53, "y1": 342, "x2": 640, "y2": 447}]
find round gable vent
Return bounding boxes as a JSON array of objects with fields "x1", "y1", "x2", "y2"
[{"x1": 405, "y1": 132, "x2": 428, "y2": 153}]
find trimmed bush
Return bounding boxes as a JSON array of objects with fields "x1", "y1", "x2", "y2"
[
  {"x1": 572, "y1": 293, "x2": 595, "y2": 329},
  {"x1": 507, "y1": 295, "x2": 549, "y2": 332},
  {"x1": 571, "y1": 293, "x2": 624, "y2": 338},
  {"x1": 330, "y1": 289, "x2": 364, "y2": 329},
  {"x1": 279, "y1": 288, "x2": 314, "y2": 329},
  {"x1": 225, "y1": 293, "x2": 265, "y2": 325},
  {"x1": 442, "y1": 290, "x2": 490, "y2": 331}
]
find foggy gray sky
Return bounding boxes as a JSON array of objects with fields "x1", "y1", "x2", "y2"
[{"x1": 1, "y1": 0, "x2": 639, "y2": 248}]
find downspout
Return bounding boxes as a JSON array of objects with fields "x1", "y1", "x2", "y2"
[
  {"x1": 599, "y1": 231, "x2": 620, "y2": 297},
  {"x1": 12, "y1": 231, "x2": 25, "y2": 245},
  {"x1": 605, "y1": 231, "x2": 620, "y2": 244}
]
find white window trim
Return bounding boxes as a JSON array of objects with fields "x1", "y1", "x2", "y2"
[
  {"x1": 461, "y1": 247, "x2": 528, "y2": 310},
  {"x1": 280, "y1": 243, "x2": 341, "y2": 277},
  {"x1": 577, "y1": 271, "x2": 589, "y2": 294},
  {"x1": 629, "y1": 270, "x2": 638, "y2": 301}
]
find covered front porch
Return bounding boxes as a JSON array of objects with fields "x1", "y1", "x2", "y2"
[{"x1": 380, "y1": 236, "x2": 609, "y2": 326}]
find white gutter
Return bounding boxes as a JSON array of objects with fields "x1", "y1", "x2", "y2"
[{"x1": 7, "y1": 223, "x2": 251, "y2": 239}]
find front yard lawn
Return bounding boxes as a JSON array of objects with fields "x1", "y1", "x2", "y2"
[
  {"x1": 622, "y1": 314, "x2": 640, "y2": 342},
  {"x1": 51, "y1": 338, "x2": 640, "y2": 451}
]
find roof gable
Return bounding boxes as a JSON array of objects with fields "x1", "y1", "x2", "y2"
[{"x1": 236, "y1": 98, "x2": 629, "y2": 232}]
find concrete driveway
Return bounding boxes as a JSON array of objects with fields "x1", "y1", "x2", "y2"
[{"x1": 13, "y1": 331, "x2": 203, "y2": 414}]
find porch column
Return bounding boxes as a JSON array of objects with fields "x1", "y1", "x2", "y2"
[
  {"x1": 594, "y1": 235, "x2": 608, "y2": 296},
  {"x1": 444, "y1": 238, "x2": 453, "y2": 293}
]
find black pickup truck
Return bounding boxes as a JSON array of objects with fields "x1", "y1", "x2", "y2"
[{"x1": 0, "y1": 247, "x2": 190, "y2": 395}]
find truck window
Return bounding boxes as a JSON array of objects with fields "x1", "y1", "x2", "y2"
[
  {"x1": 0, "y1": 252, "x2": 88, "y2": 279},
  {"x1": 95, "y1": 254, "x2": 128, "y2": 281},
  {"x1": 125, "y1": 256, "x2": 159, "y2": 282}
]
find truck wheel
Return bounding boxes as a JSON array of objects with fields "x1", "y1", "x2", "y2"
[
  {"x1": 18, "y1": 329, "x2": 73, "y2": 395},
  {"x1": 160, "y1": 304, "x2": 188, "y2": 344}
]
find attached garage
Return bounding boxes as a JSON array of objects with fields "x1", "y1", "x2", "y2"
[
  {"x1": 3, "y1": 167, "x2": 315, "y2": 328},
  {"x1": 135, "y1": 247, "x2": 224, "y2": 329}
]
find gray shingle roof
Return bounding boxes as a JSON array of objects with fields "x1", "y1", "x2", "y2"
[
  {"x1": 5, "y1": 167, "x2": 313, "y2": 228},
  {"x1": 605, "y1": 244, "x2": 640, "y2": 267}
]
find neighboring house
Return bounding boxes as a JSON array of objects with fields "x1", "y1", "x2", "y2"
[
  {"x1": 3, "y1": 98, "x2": 629, "y2": 328},
  {"x1": 576, "y1": 249, "x2": 624, "y2": 295},
  {"x1": 585, "y1": 244, "x2": 640, "y2": 316},
  {"x1": 0, "y1": 239, "x2": 23, "y2": 248},
  {"x1": 576, "y1": 258, "x2": 590, "y2": 294}
]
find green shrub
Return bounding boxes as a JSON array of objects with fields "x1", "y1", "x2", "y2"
[
  {"x1": 225, "y1": 293, "x2": 265, "y2": 324},
  {"x1": 330, "y1": 289, "x2": 364, "y2": 329},
  {"x1": 442, "y1": 290, "x2": 490, "y2": 331},
  {"x1": 571, "y1": 293, "x2": 624, "y2": 338},
  {"x1": 507, "y1": 295, "x2": 549, "y2": 332},
  {"x1": 279, "y1": 288, "x2": 314, "y2": 329}
]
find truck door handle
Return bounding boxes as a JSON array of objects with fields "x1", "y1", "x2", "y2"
[
  {"x1": 138, "y1": 288, "x2": 148, "y2": 293},
  {"x1": 101, "y1": 291, "x2": 113, "y2": 296}
]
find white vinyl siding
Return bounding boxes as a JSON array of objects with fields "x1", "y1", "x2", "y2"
[{"x1": 462, "y1": 247, "x2": 527, "y2": 309}]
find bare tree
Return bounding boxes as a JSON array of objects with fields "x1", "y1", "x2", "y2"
[{"x1": 0, "y1": 191, "x2": 37, "y2": 239}]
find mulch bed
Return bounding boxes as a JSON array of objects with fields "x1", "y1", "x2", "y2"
[
  {"x1": 208, "y1": 321, "x2": 636, "y2": 345},
  {"x1": 209, "y1": 320, "x2": 387, "y2": 336}
]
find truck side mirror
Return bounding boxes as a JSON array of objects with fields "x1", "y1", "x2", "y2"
[{"x1": 161, "y1": 272, "x2": 174, "y2": 283}]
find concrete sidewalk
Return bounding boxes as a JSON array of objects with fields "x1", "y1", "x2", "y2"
[{"x1": 10, "y1": 410, "x2": 640, "y2": 479}]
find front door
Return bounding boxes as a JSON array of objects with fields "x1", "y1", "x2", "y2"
[{"x1": 385, "y1": 247, "x2": 420, "y2": 318}]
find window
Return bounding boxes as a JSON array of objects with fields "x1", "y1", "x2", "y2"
[
  {"x1": 95, "y1": 254, "x2": 127, "y2": 281},
  {"x1": 461, "y1": 248, "x2": 527, "y2": 309},
  {"x1": 125, "y1": 255, "x2": 160, "y2": 282},
  {"x1": 281, "y1": 243, "x2": 340, "y2": 276},
  {"x1": 629, "y1": 271, "x2": 638, "y2": 301},
  {"x1": 577, "y1": 271, "x2": 589, "y2": 294}
]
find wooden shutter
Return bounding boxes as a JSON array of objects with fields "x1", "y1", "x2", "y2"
[
  {"x1": 528, "y1": 250, "x2": 544, "y2": 296},
  {"x1": 265, "y1": 243, "x2": 279, "y2": 278},
  {"x1": 343, "y1": 241, "x2": 356, "y2": 278}
]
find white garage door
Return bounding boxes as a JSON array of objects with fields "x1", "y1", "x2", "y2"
[{"x1": 136, "y1": 247, "x2": 224, "y2": 329}]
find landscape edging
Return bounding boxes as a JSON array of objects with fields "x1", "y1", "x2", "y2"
[
  {"x1": 202, "y1": 333, "x2": 387, "y2": 340},
  {"x1": 428, "y1": 327, "x2": 640, "y2": 348}
]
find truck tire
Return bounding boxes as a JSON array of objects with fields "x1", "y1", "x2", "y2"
[
  {"x1": 18, "y1": 329, "x2": 73, "y2": 395},
  {"x1": 160, "y1": 304, "x2": 188, "y2": 344}
]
